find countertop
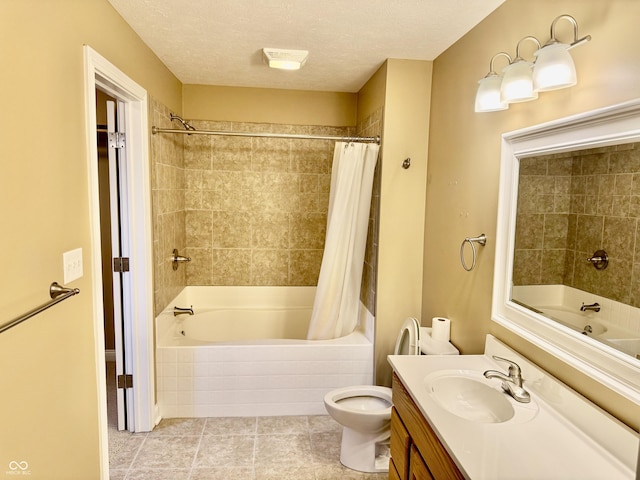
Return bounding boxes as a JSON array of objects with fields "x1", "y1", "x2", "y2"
[{"x1": 388, "y1": 335, "x2": 637, "y2": 479}]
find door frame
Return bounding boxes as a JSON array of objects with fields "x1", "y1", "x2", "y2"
[{"x1": 83, "y1": 45, "x2": 156, "y2": 475}]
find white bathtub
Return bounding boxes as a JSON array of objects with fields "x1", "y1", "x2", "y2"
[{"x1": 156, "y1": 286, "x2": 374, "y2": 418}]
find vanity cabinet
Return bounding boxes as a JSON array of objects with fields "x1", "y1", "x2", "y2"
[{"x1": 390, "y1": 372, "x2": 464, "y2": 480}]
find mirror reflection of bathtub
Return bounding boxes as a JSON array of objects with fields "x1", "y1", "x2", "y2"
[{"x1": 512, "y1": 285, "x2": 640, "y2": 359}]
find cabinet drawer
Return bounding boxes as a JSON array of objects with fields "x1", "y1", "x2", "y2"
[
  {"x1": 392, "y1": 373, "x2": 464, "y2": 480},
  {"x1": 391, "y1": 407, "x2": 411, "y2": 479}
]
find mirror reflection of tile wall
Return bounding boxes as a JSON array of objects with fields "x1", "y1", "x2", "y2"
[{"x1": 514, "y1": 143, "x2": 640, "y2": 307}]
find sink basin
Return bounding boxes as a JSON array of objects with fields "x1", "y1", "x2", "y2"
[{"x1": 425, "y1": 371, "x2": 515, "y2": 423}]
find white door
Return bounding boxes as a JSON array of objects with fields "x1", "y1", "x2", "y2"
[{"x1": 106, "y1": 100, "x2": 135, "y2": 431}]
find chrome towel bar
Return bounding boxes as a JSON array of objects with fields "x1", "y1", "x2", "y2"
[{"x1": 0, "y1": 282, "x2": 80, "y2": 334}]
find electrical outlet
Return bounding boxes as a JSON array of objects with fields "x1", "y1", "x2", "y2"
[{"x1": 63, "y1": 248, "x2": 83, "y2": 283}]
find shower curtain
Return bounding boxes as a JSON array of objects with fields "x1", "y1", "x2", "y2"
[{"x1": 307, "y1": 141, "x2": 380, "y2": 340}]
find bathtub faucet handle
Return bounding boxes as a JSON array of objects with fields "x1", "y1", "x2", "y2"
[{"x1": 172, "y1": 249, "x2": 192, "y2": 270}]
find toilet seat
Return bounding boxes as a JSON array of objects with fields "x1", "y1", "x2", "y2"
[
  {"x1": 326, "y1": 385, "x2": 393, "y2": 415},
  {"x1": 394, "y1": 317, "x2": 420, "y2": 355}
]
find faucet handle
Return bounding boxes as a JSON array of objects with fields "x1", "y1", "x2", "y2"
[{"x1": 492, "y1": 355, "x2": 523, "y2": 383}]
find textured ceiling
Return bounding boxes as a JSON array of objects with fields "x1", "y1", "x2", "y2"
[{"x1": 108, "y1": 0, "x2": 505, "y2": 92}]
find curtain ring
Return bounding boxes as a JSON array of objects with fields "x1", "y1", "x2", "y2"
[{"x1": 460, "y1": 234, "x2": 487, "y2": 271}]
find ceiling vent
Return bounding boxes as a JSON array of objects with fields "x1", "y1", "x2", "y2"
[{"x1": 262, "y1": 48, "x2": 309, "y2": 71}]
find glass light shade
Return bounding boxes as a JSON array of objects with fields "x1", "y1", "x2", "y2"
[
  {"x1": 532, "y1": 43, "x2": 577, "y2": 91},
  {"x1": 475, "y1": 75, "x2": 508, "y2": 112},
  {"x1": 267, "y1": 60, "x2": 302, "y2": 70},
  {"x1": 500, "y1": 60, "x2": 538, "y2": 103}
]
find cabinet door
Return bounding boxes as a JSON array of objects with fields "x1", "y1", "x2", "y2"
[
  {"x1": 410, "y1": 445, "x2": 434, "y2": 480},
  {"x1": 391, "y1": 407, "x2": 411, "y2": 479},
  {"x1": 389, "y1": 458, "x2": 403, "y2": 480}
]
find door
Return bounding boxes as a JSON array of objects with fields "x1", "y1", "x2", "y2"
[{"x1": 106, "y1": 100, "x2": 135, "y2": 431}]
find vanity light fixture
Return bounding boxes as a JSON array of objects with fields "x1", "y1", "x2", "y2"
[
  {"x1": 532, "y1": 15, "x2": 591, "y2": 91},
  {"x1": 500, "y1": 36, "x2": 541, "y2": 104},
  {"x1": 475, "y1": 14, "x2": 591, "y2": 113},
  {"x1": 474, "y1": 52, "x2": 512, "y2": 113},
  {"x1": 262, "y1": 48, "x2": 309, "y2": 70}
]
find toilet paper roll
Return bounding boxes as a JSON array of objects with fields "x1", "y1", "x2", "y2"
[{"x1": 431, "y1": 317, "x2": 451, "y2": 342}]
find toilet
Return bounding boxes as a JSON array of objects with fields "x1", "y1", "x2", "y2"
[{"x1": 323, "y1": 317, "x2": 459, "y2": 473}]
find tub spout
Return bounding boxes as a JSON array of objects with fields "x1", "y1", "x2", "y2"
[
  {"x1": 174, "y1": 306, "x2": 194, "y2": 317},
  {"x1": 580, "y1": 302, "x2": 600, "y2": 312}
]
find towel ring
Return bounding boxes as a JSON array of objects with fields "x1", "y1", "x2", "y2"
[{"x1": 460, "y1": 234, "x2": 487, "y2": 271}]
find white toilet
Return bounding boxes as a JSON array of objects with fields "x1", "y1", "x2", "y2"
[{"x1": 324, "y1": 317, "x2": 459, "y2": 473}]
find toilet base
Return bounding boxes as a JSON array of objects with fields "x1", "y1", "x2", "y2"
[{"x1": 339, "y1": 426, "x2": 390, "y2": 473}]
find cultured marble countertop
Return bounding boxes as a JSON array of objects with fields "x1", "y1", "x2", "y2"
[{"x1": 388, "y1": 335, "x2": 638, "y2": 479}]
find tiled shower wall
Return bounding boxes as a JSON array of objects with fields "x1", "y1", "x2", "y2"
[
  {"x1": 514, "y1": 143, "x2": 640, "y2": 307},
  {"x1": 182, "y1": 121, "x2": 355, "y2": 287},
  {"x1": 149, "y1": 106, "x2": 382, "y2": 316},
  {"x1": 150, "y1": 97, "x2": 186, "y2": 315},
  {"x1": 358, "y1": 107, "x2": 383, "y2": 315}
]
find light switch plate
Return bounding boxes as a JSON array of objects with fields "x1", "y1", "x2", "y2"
[{"x1": 63, "y1": 248, "x2": 83, "y2": 283}]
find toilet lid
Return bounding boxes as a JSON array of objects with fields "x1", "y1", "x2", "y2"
[{"x1": 394, "y1": 317, "x2": 420, "y2": 355}]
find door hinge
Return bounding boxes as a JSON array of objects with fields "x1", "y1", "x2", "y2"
[
  {"x1": 108, "y1": 132, "x2": 126, "y2": 149},
  {"x1": 117, "y1": 374, "x2": 133, "y2": 389},
  {"x1": 113, "y1": 257, "x2": 130, "y2": 272}
]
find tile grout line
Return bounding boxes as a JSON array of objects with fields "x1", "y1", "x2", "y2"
[
  {"x1": 185, "y1": 419, "x2": 209, "y2": 480},
  {"x1": 123, "y1": 433, "x2": 149, "y2": 479}
]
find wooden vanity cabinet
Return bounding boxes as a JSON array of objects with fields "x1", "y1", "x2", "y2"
[{"x1": 390, "y1": 372, "x2": 465, "y2": 480}]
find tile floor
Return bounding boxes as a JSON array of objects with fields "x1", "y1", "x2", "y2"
[{"x1": 107, "y1": 364, "x2": 388, "y2": 480}]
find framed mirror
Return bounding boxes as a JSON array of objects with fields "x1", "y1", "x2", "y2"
[{"x1": 492, "y1": 99, "x2": 640, "y2": 404}]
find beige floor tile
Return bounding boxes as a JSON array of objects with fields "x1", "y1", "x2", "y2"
[
  {"x1": 257, "y1": 415, "x2": 309, "y2": 434},
  {"x1": 310, "y1": 431, "x2": 342, "y2": 464},
  {"x1": 255, "y1": 464, "x2": 316, "y2": 480},
  {"x1": 108, "y1": 433, "x2": 146, "y2": 470},
  {"x1": 150, "y1": 417, "x2": 206, "y2": 436},
  {"x1": 204, "y1": 416, "x2": 257, "y2": 435},
  {"x1": 108, "y1": 469, "x2": 127, "y2": 480},
  {"x1": 124, "y1": 468, "x2": 191, "y2": 480},
  {"x1": 190, "y1": 466, "x2": 255, "y2": 480},
  {"x1": 194, "y1": 434, "x2": 256, "y2": 467},
  {"x1": 314, "y1": 463, "x2": 384, "y2": 479},
  {"x1": 308, "y1": 414, "x2": 341, "y2": 432},
  {"x1": 133, "y1": 436, "x2": 200, "y2": 469},
  {"x1": 254, "y1": 433, "x2": 313, "y2": 465}
]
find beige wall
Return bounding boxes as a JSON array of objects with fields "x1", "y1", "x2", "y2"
[
  {"x1": 375, "y1": 59, "x2": 433, "y2": 385},
  {"x1": 183, "y1": 85, "x2": 357, "y2": 126},
  {"x1": 0, "y1": 0, "x2": 181, "y2": 478},
  {"x1": 424, "y1": 0, "x2": 640, "y2": 428}
]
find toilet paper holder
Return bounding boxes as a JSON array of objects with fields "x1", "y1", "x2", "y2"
[{"x1": 460, "y1": 234, "x2": 486, "y2": 271}]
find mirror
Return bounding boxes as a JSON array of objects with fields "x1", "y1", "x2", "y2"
[
  {"x1": 511, "y1": 141, "x2": 640, "y2": 359},
  {"x1": 492, "y1": 99, "x2": 640, "y2": 405}
]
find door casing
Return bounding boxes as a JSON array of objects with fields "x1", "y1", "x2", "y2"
[{"x1": 83, "y1": 45, "x2": 156, "y2": 477}]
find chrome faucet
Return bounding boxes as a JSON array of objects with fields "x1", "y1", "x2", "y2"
[
  {"x1": 580, "y1": 302, "x2": 600, "y2": 312},
  {"x1": 483, "y1": 355, "x2": 531, "y2": 403},
  {"x1": 173, "y1": 306, "x2": 194, "y2": 317}
]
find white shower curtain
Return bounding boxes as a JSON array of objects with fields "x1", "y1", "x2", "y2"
[{"x1": 307, "y1": 141, "x2": 380, "y2": 340}]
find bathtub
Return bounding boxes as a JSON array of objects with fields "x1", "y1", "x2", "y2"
[{"x1": 156, "y1": 286, "x2": 374, "y2": 418}]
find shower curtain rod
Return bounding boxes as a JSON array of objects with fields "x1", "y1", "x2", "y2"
[{"x1": 151, "y1": 126, "x2": 381, "y2": 145}]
